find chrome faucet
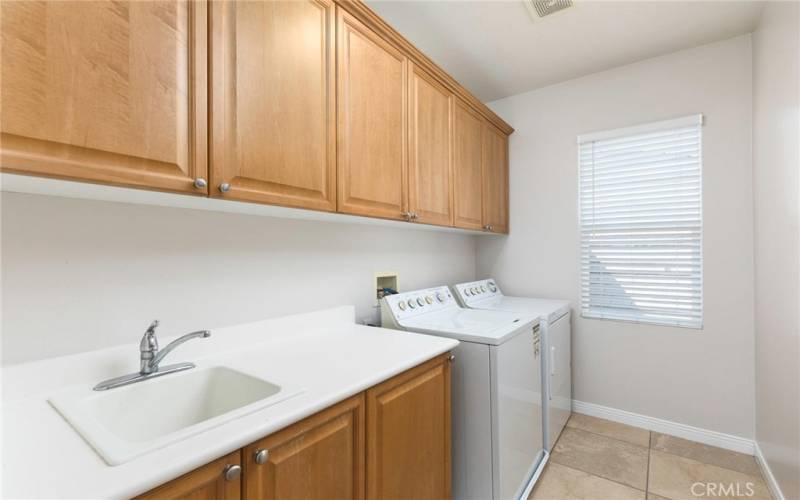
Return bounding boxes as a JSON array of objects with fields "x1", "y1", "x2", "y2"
[{"x1": 94, "y1": 320, "x2": 211, "y2": 391}]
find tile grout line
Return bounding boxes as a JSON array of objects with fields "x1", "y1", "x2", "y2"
[
  {"x1": 645, "y1": 431, "x2": 652, "y2": 497},
  {"x1": 565, "y1": 423, "x2": 650, "y2": 450}
]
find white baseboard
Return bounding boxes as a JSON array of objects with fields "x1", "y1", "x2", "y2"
[
  {"x1": 572, "y1": 400, "x2": 755, "y2": 455},
  {"x1": 754, "y1": 442, "x2": 786, "y2": 500}
]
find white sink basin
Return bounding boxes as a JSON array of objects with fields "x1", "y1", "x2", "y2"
[{"x1": 49, "y1": 366, "x2": 303, "y2": 465}]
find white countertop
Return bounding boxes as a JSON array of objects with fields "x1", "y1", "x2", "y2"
[{"x1": 1, "y1": 306, "x2": 458, "y2": 499}]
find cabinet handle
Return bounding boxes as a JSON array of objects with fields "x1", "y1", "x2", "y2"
[
  {"x1": 193, "y1": 178, "x2": 207, "y2": 189},
  {"x1": 254, "y1": 448, "x2": 269, "y2": 465},
  {"x1": 223, "y1": 464, "x2": 241, "y2": 481},
  {"x1": 219, "y1": 183, "x2": 231, "y2": 193}
]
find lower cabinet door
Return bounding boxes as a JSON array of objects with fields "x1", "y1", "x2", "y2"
[
  {"x1": 243, "y1": 394, "x2": 365, "y2": 500},
  {"x1": 366, "y1": 354, "x2": 452, "y2": 500},
  {"x1": 136, "y1": 451, "x2": 242, "y2": 500}
]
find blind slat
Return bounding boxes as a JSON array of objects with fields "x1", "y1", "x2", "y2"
[{"x1": 580, "y1": 118, "x2": 703, "y2": 329}]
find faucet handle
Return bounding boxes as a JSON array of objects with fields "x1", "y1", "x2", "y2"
[
  {"x1": 140, "y1": 320, "x2": 160, "y2": 353},
  {"x1": 146, "y1": 320, "x2": 160, "y2": 334}
]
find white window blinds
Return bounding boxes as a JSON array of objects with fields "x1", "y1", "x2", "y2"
[{"x1": 578, "y1": 115, "x2": 703, "y2": 329}]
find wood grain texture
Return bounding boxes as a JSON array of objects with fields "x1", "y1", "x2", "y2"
[
  {"x1": 482, "y1": 123, "x2": 509, "y2": 234},
  {"x1": 408, "y1": 64, "x2": 453, "y2": 227},
  {"x1": 136, "y1": 451, "x2": 241, "y2": 500},
  {"x1": 336, "y1": 7, "x2": 408, "y2": 220},
  {"x1": 0, "y1": 0, "x2": 208, "y2": 194},
  {"x1": 452, "y1": 99, "x2": 484, "y2": 230},
  {"x1": 335, "y1": 0, "x2": 513, "y2": 136},
  {"x1": 209, "y1": 0, "x2": 336, "y2": 210},
  {"x1": 366, "y1": 354, "x2": 452, "y2": 500},
  {"x1": 243, "y1": 394, "x2": 365, "y2": 500}
]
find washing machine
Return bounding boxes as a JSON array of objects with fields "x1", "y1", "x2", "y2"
[
  {"x1": 381, "y1": 286, "x2": 547, "y2": 500},
  {"x1": 452, "y1": 279, "x2": 572, "y2": 452}
]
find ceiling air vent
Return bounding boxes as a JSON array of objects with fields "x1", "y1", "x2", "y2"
[{"x1": 524, "y1": 0, "x2": 573, "y2": 19}]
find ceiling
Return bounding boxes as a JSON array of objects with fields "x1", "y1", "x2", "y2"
[{"x1": 366, "y1": 1, "x2": 764, "y2": 102}]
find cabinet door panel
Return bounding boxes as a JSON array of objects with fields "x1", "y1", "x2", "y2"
[
  {"x1": 136, "y1": 451, "x2": 241, "y2": 500},
  {"x1": 210, "y1": 0, "x2": 335, "y2": 210},
  {"x1": 482, "y1": 124, "x2": 509, "y2": 234},
  {"x1": 337, "y1": 9, "x2": 408, "y2": 220},
  {"x1": 367, "y1": 354, "x2": 451, "y2": 500},
  {"x1": 244, "y1": 395, "x2": 364, "y2": 500},
  {"x1": 408, "y1": 65, "x2": 453, "y2": 227},
  {"x1": 0, "y1": 0, "x2": 207, "y2": 194},
  {"x1": 453, "y1": 101, "x2": 484, "y2": 230}
]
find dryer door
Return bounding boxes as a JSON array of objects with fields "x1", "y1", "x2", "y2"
[{"x1": 490, "y1": 324, "x2": 545, "y2": 500}]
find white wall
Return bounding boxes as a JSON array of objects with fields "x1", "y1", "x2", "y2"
[
  {"x1": 0, "y1": 193, "x2": 477, "y2": 364},
  {"x1": 752, "y1": 2, "x2": 799, "y2": 498},
  {"x1": 477, "y1": 35, "x2": 755, "y2": 438}
]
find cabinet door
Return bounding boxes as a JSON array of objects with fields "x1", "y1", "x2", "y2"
[
  {"x1": 337, "y1": 8, "x2": 408, "y2": 220},
  {"x1": 243, "y1": 394, "x2": 365, "y2": 500},
  {"x1": 453, "y1": 100, "x2": 484, "y2": 230},
  {"x1": 136, "y1": 451, "x2": 241, "y2": 500},
  {"x1": 0, "y1": 1, "x2": 208, "y2": 194},
  {"x1": 366, "y1": 354, "x2": 451, "y2": 500},
  {"x1": 408, "y1": 64, "x2": 453, "y2": 227},
  {"x1": 210, "y1": 0, "x2": 336, "y2": 211},
  {"x1": 482, "y1": 123, "x2": 510, "y2": 234}
]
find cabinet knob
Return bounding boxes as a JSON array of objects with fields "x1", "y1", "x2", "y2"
[
  {"x1": 411, "y1": 212, "x2": 419, "y2": 220},
  {"x1": 219, "y1": 183, "x2": 231, "y2": 193},
  {"x1": 254, "y1": 449, "x2": 269, "y2": 465},
  {"x1": 193, "y1": 178, "x2": 207, "y2": 189},
  {"x1": 483, "y1": 224, "x2": 490, "y2": 231},
  {"x1": 223, "y1": 464, "x2": 241, "y2": 481},
  {"x1": 401, "y1": 211, "x2": 412, "y2": 221},
  {"x1": 448, "y1": 354, "x2": 455, "y2": 363}
]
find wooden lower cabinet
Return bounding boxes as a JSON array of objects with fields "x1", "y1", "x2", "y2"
[
  {"x1": 138, "y1": 354, "x2": 451, "y2": 500},
  {"x1": 136, "y1": 451, "x2": 242, "y2": 500},
  {"x1": 366, "y1": 354, "x2": 451, "y2": 500},
  {"x1": 243, "y1": 394, "x2": 364, "y2": 500}
]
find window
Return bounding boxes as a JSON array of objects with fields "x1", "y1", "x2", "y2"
[{"x1": 579, "y1": 115, "x2": 703, "y2": 328}]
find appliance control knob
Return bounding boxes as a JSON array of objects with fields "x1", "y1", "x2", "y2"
[
  {"x1": 488, "y1": 282, "x2": 497, "y2": 292},
  {"x1": 407, "y1": 299, "x2": 416, "y2": 309},
  {"x1": 471, "y1": 287, "x2": 478, "y2": 294},
  {"x1": 425, "y1": 296, "x2": 433, "y2": 304},
  {"x1": 435, "y1": 292, "x2": 445, "y2": 303},
  {"x1": 416, "y1": 297, "x2": 425, "y2": 307},
  {"x1": 481, "y1": 286, "x2": 487, "y2": 292},
  {"x1": 398, "y1": 301, "x2": 407, "y2": 311}
]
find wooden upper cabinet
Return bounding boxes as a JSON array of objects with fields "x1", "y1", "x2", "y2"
[
  {"x1": 366, "y1": 354, "x2": 451, "y2": 500},
  {"x1": 337, "y1": 8, "x2": 408, "y2": 220},
  {"x1": 0, "y1": 1, "x2": 208, "y2": 194},
  {"x1": 209, "y1": 0, "x2": 336, "y2": 210},
  {"x1": 482, "y1": 123, "x2": 510, "y2": 234},
  {"x1": 408, "y1": 64, "x2": 453, "y2": 227},
  {"x1": 136, "y1": 451, "x2": 241, "y2": 500},
  {"x1": 453, "y1": 100, "x2": 485, "y2": 230},
  {"x1": 243, "y1": 394, "x2": 364, "y2": 500}
]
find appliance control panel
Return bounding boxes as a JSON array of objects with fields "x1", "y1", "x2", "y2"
[
  {"x1": 452, "y1": 278, "x2": 502, "y2": 306},
  {"x1": 382, "y1": 286, "x2": 458, "y2": 321}
]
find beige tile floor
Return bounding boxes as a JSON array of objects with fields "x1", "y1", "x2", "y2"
[{"x1": 530, "y1": 413, "x2": 772, "y2": 500}]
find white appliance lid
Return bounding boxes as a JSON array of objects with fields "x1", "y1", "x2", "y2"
[
  {"x1": 470, "y1": 295, "x2": 571, "y2": 323},
  {"x1": 398, "y1": 308, "x2": 537, "y2": 345}
]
